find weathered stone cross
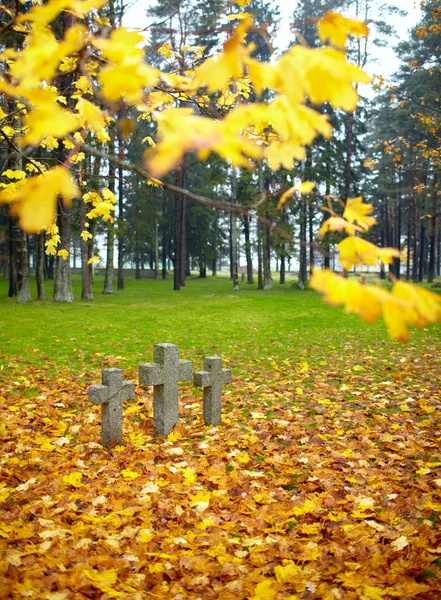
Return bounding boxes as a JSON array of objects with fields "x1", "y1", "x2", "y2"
[
  {"x1": 88, "y1": 368, "x2": 136, "y2": 446},
  {"x1": 139, "y1": 343, "x2": 192, "y2": 437},
  {"x1": 193, "y1": 356, "x2": 232, "y2": 426}
]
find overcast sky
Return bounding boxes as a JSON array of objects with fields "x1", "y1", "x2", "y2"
[{"x1": 123, "y1": 0, "x2": 422, "y2": 79}]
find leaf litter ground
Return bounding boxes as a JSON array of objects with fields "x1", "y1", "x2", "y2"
[{"x1": 1, "y1": 344, "x2": 441, "y2": 599}]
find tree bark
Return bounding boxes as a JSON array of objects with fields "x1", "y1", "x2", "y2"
[
  {"x1": 103, "y1": 133, "x2": 116, "y2": 295},
  {"x1": 243, "y1": 214, "x2": 254, "y2": 284},
  {"x1": 8, "y1": 216, "x2": 18, "y2": 297},
  {"x1": 257, "y1": 222, "x2": 263, "y2": 290},
  {"x1": 17, "y1": 229, "x2": 32, "y2": 303},
  {"x1": 180, "y1": 161, "x2": 187, "y2": 286},
  {"x1": 80, "y1": 203, "x2": 93, "y2": 301},
  {"x1": 231, "y1": 166, "x2": 239, "y2": 291},
  {"x1": 412, "y1": 192, "x2": 418, "y2": 283},
  {"x1": 117, "y1": 129, "x2": 125, "y2": 291},
  {"x1": 54, "y1": 199, "x2": 74, "y2": 303},
  {"x1": 174, "y1": 171, "x2": 182, "y2": 291},
  {"x1": 298, "y1": 197, "x2": 308, "y2": 289},
  {"x1": 344, "y1": 112, "x2": 354, "y2": 201},
  {"x1": 36, "y1": 232, "x2": 46, "y2": 300}
]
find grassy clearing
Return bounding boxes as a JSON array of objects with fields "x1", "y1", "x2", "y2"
[{"x1": 1, "y1": 273, "x2": 439, "y2": 379}]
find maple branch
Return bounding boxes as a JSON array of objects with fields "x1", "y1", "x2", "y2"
[{"x1": 72, "y1": 136, "x2": 294, "y2": 242}]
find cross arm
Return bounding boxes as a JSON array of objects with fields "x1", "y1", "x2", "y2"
[
  {"x1": 193, "y1": 370, "x2": 211, "y2": 388},
  {"x1": 121, "y1": 381, "x2": 136, "y2": 401},
  {"x1": 179, "y1": 359, "x2": 192, "y2": 382},
  {"x1": 222, "y1": 368, "x2": 232, "y2": 385},
  {"x1": 139, "y1": 363, "x2": 162, "y2": 386},
  {"x1": 88, "y1": 384, "x2": 108, "y2": 405}
]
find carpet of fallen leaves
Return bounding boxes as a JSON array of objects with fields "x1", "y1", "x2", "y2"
[{"x1": 1, "y1": 342, "x2": 441, "y2": 600}]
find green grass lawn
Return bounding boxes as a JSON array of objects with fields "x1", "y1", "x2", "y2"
[{"x1": 1, "y1": 273, "x2": 440, "y2": 380}]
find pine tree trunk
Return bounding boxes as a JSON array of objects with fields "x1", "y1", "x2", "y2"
[
  {"x1": 17, "y1": 229, "x2": 32, "y2": 303},
  {"x1": 263, "y1": 224, "x2": 273, "y2": 290},
  {"x1": 298, "y1": 198, "x2": 308, "y2": 289},
  {"x1": 8, "y1": 216, "x2": 18, "y2": 297},
  {"x1": 117, "y1": 153, "x2": 124, "y2": 291},
  {"x1": 162, "y1": 195, "x2": 168, "y2": 280},
  {"x1": 180, "y1": 163, "x2": 187, "y2": 286},
  {"x1": 243, "y1": 214, "x2": 254, "y2": 284},
  {"x1": 103, "y1": 134, "x2": 115, "y2": 295},
  {"x1": 344, "y1": 112, "x2": 354, "y2": 201},
  {"x1": 412, "y1": 193, "x2": 419, "y2": 283},
  {"x1": 80, "y1": 203, "x2": 93, "y2": 301},
  {"x1": 280, "y1": 253, "x2": 286, "y2": 284},
  {"x1": 174, "y1": 171, "x2": 182, "y2": 291},
  {"x1": 36, "y1": 232, "x2": 46, "y2": 300},
  {"x1": 257, "y1": 223, "x2": 263, "y2": 290},
  {"x1": 54, "y1": 12, "x2": 74, "y2": 303},
  {"x1": 231, "y1": 166, "x2": 239, "y2": 291},
  {"x1": 308, "y1": 200, "x2": 314, "y2": 276}
]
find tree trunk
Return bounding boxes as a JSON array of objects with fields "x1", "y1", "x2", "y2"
[
  {"x1": 8, "y1": 216, "x2": 18, "y2": 297},
  {"x1": 54, "y1": 202, "x2": 74, "y2": 303},
  {"x1": 412, "y1": 193, "x2": 418, "y2": 282},
  {"x1": 243, "y1": 214, "x2": 254, "y2": 284},
  {"x1": 180, "y1": 162, "x2": 187, "y2": 286},
  {"x1": 298, "y1": 197, "x2": 308, "y2": 289},
  {"x1": 117, "y1": 131, "x2": 124, "y2": 291},
  {"x1": 308, "y1": 200, "x2": 314, "y2": 276},
  {"x1": 231, "y1": 166, "x2": 239, "y2": 291},
  {"x1": 103, "y1": 134, "x2": 116, "y2": 295},
  {"x1": 257, "y1": 223, "x2": 263, "y2": 290},
  {"x1": 263, "y1": 224, "x2": 273, "y2": 290},
  {"x1": 54, "y1": 11, "x2": 75, "y2": 303},
  {"x1": 36, "y1": 232, "x2": 46, "y2": 300},
  {"x1": 280, "y1": 253, "x2": 286, "y2": 284},
  {"x1": 174, "y1": 171, "x2": 182, "y2": 291},
  {"x1": 80, "y1": 204, "x2": 93, "y2": 301},
  {"x1": 344, "y1": 112, "x2": 354, "y2": 201},
  {"x1": 162, "y1": 194, "x2": 168, "y2": 280},
  {"x1": 17, "y1": 229, "x2": 32, "y2": 303}
]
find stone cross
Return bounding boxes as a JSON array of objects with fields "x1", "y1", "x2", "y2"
[
  {"x1": 139, "y1": 344, "x2": 192, "y2": 437},
  {"x1": 193, "y1": 357, "x2": 232, "y2": 426},
  {"x1": 88, "y1": 368, "x2": 135, "y2": 447}
]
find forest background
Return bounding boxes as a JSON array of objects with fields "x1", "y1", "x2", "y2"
[{"x1": 1, "y1": 0, "x2": 441, "y2": 598}]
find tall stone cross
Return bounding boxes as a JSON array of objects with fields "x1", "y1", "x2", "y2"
[
  {"x1": 88, "y1": 368, "x2": 136, "y2": 447},
  {"x1": 139, "y1": 344, "x2": 192, "y2": 437},
  {"x1": 193, "y1": 357, "x2": 232, "y2": 426}
]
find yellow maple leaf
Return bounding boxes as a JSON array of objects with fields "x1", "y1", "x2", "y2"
[
  {"x1": 190, "y1": 491, "x2": 211, "y2": 513},
  {"x1": 22, "y1": 87, "x2": 78, "y2": 146},
  {"x1": 277, "y1": 182, "x2": 316, "y2": 210},
  {"x1": 182, "y1": 467, "x2": 197, "y2": 484},
  {"x1": 274, "y1": 560, "x2": 303, "y2": 584},
  {"x1": 94, "y1": 28, "x2": 159, "y2": 103},
  {"x1": 343, "y1": 197, "x2": 377, "y2": 231},
  {"x1": 319, "y1": 216, "x2": 361, "y2": 236},
  {"x1": 83, "y1": 567, "x2": 118, "y2": 585},
  {"x1": 337, "y1": 236, "x2": 400, "y2": 270},
  {"x1": 250, "y1": 579, "x2": 278, "y2": 600},
  {"x1": 1, "y1": 166, "x2": 80, "y2": 232},
  {"x1": 62, "y1": 472, "x2": 83, "y2": 487},
  {"x1": 87, "y1": 256, "x2": 100, "y2": 264},
  {"x1": 234, "y1": 0, "x2": 252, "y2": 7},
  {"x1": 318, "y1": 12, "x2": 368, "y2": 48},
  {"x1": 193, "y1": 17, "x2": 252, "y2": 93}
]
